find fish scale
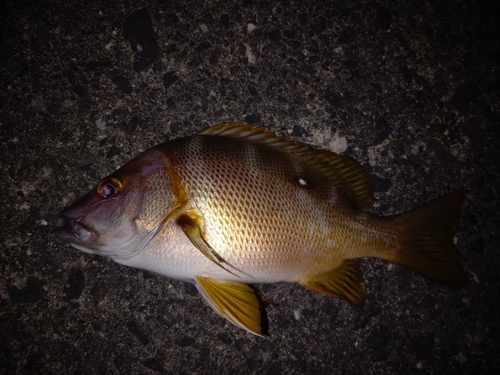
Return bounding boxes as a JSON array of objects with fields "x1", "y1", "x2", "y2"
[
  {"x1": 56, "y1": 121, "x2": 465, "y2": 336},
  {"x1": 161, "y1": 134, "x2": 405, "y2": 281},
  {"x1": 176, "y1": 155, "x2": 331, "y2": 276}
]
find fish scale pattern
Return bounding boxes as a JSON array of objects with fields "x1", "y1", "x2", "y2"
[
  {"x1": 162, "y1": 135, "x2": 368, "y2": 280},
  {"x1": 139, "y1": 169, "x2": 173, "y2": 231},
  {"x1": 149, "y1": 133, "x2": 405, "y2": 282}
]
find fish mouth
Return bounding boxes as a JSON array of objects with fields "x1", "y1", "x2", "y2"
[{"x1": 55, "y1": 215, "x2": 93, "y2": 242}]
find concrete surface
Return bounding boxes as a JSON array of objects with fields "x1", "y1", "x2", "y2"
[{"x1": 1, "y1": 0, "x2": 499, "y2": 374}]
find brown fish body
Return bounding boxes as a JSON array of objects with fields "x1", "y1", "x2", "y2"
[
  {"x1": 56, "y1": 122, "x2": 465, "y2": 336},
  {"x1": 148, "y1": 135, "x2": 397, "y2": 276}
]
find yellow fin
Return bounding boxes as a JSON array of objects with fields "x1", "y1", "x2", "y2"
[
  {"x1": 299, "y1": 260, "x2": 366, "y2": 307},
  {"x1": 199, "y1": 122, "x2": 373, "y2": 209},
  {"x1": 195, "y1": 276, "x2": 264, "y2": 336},
  {"x1": 177, "y1": 212, "x2": 238, "y2": 276}
]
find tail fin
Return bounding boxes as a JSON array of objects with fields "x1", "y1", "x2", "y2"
[{"x1": 391, "y1": 190, "x2": 466, "y2": 288}]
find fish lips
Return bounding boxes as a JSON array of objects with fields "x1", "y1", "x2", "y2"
[{"x1": 55, "y1": 215, "x2": 94, "y2": 243}]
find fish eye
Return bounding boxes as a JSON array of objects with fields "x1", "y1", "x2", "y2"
[
  {"x1": 102, "y1": 184, "x2": 116, "y2": 198},
  {"x1": 97, "y1": 178, "x2": 122, "y2": 199}
]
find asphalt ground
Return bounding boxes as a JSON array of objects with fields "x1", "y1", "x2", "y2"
[{"x1": 1, "y1": 1, "x2": 499, "y2": 374}]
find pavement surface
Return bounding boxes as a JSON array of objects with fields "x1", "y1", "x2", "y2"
[{"x1": 1, "y1": 0, "x2": 499, "y2": 374}]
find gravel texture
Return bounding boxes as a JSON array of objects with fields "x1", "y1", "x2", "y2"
[{"x1": 1, "y1": 0, "x2": 499, "y2": 374}]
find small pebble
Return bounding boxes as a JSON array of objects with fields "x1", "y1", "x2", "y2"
[
  {"x1": 294, "y1": 310, "x2": 301, "y2": 320},
  {"x1": 95, "y1": 118, "x2": 107, "y2": 130}
]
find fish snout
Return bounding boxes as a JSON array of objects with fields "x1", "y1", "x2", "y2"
[{"x1": 55, "y1": 214, "x2": 93, "y2": 242}]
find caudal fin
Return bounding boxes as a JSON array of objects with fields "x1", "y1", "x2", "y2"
[{"x1": 391, "y1": 190, "x2": 466, "y2": 288}]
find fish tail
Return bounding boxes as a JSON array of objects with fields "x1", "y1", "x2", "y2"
[{"x1": 389, "y1": 190, "x2": 466, "y2": 288}]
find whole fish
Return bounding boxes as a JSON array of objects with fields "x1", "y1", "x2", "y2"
[{"x1": 56, "y1": 121, "x2": 465, "y2": 336}]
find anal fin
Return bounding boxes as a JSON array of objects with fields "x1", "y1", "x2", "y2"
[
  {"x1": 195, "y1": 276, "x2": 264, "y2": 336},
  {"x1": 299, "y1": 260, "x2": 366, "y2": 307}
]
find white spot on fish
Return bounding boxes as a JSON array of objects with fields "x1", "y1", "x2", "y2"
[
  {"x1": 40, "y1": 219, "x2": 48, "y2": 226},
  {"x1": 136, "y1": 43, "x2": 143, "y2": 53},
  {"x1": 247, "y1": 23, "x2": 255, "y2": 33},
  {"x1": 298, "y1": 178, "x2": 307, "y2": 186}
]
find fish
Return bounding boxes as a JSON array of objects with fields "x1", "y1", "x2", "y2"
[{"x1": 55, "y1": 121, "x2": 466, "y2": 336}]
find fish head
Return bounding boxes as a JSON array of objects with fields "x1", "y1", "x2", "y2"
[{"x1": 56, "y1": 148, "x2": 176, "y2": 260}]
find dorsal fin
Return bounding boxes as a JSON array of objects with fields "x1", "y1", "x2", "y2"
[{"x1": 199, "y1": 121, "x2": 373, "y2": 209}]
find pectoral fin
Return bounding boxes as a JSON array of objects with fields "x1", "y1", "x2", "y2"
[
  {"x1": 195, "y1": 276, "x2": 264, "y2": 336},
  {"x1": 299, "y1": 260, "x2": 366, "y2": 307},
  {"x1": 177, "y1": 212, "x2": 238, "y2": 276}
]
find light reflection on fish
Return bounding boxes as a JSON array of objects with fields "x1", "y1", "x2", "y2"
[{"x1": 56, "y1": 121, "x2": 465, "y2": 336}]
